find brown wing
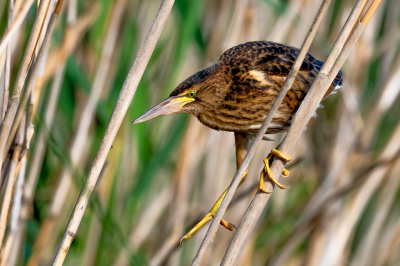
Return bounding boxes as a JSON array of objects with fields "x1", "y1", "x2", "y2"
[
  {"x1": 220, "y1": 41, "x2": 315, "y2": 78},
  {"x1": 219, "y1": 41, "x2": 342, "y2": 111}
]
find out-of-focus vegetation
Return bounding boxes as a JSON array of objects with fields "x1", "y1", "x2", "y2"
[{"x1": 0, "y1": 0, "x2": 399, "y2": 265}]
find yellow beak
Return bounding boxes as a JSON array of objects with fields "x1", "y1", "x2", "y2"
[{"x1": 132, "y1": 96, "x2": 195, "y2": 124}]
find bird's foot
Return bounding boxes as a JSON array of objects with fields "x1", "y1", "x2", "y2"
[
  {"x1": 180, "y1": 170, "x2": 248, "y2": 244},
  {"x1": 259, "y1": 149, "x2": 291, "y2": 193},
  {"x1": 180, "y1": 209, "x2": 237, "y2": 244}
]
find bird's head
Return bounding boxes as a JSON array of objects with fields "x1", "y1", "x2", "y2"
[{"x1": 132, "y1": 63, "x2": 226, "y2": 124}]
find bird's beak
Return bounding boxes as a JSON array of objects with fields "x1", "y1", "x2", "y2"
[{"x1": 132, "y1": 96, "x2": 195, "y2": 124}]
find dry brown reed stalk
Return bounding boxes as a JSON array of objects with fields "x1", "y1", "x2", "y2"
[
  {"x1": 27, "y1": 3, "x2": 98, "y2": 121},
  {"x1": 190, "y1": 1, "x2": 332, "y2": 265},
  {"x1": 51, "y1": 0, "x2": 176, "y2": 264},
  {"x1": 5, "y1": 231, "x2": 23, "y2": 266},
  {"x1": 30, "y1": 0, "x2": 65, "y2": 120},
  {"x1": 270, "y1": 119, "x2": 358, "y2": 264},
  {"x1": 47, "y1": 0, "x2": 126, "y2": 208},
  {"x1": 24, "y1": 63, "x2": 65, "y2": 212},
  {"x1": 81, "y1": 213, "x2": 102, "y2": 266},
  {"x1": 0, "y1": 0, "x2": 52, "y2": 175},
  {"x1": 238, "y1": 3, "x2": 388, "y2": 265},
  {"x1": 38, "y1": 0, "x2": 59, "y2": 49},
  {"x1": 0, "y1": 0, "x2": 35, "y2": 56},
  {"x1": 220, "y1": 0, "x2": 383, "y2": 264},
  {"x1": 12, "y1": 0, "x2": 24, "y2": 15},
  {"x1": 317, "y1": 129, "x2": 400, "y2": 266},
  {"x1": 41, "y1": 6, "x2": 99, "y2": 85},
  {"x1": 0, "y1": 115, "x2": 25, "y2": 251},
  {"x1": 80, "y1": 160, "x2": 117, "y2": 266},
  {"x1": 26, "y1": 3, "x2": 123, "y2": 253},
  {"x1": 24, "y1": 64, "x2": 65, "y2": 214},
  {"x1": 29, "y1": 1, "x2": 123, "y2": 262},
  {"x1": 172, "y1": 123, "x2": 210, "y2": 263},
  {"x1": 26, "y1": 3, "x2": 102, "y2": 265},
  {"x1": 114, "y1": 184, "x2": 174, "y2": 266},
  {"x1": 0, "y1": 0, "x2": 64, "y2": 261},
  {"x1": 274, "y1": 22, "x2": 400, "y2": 265},
  {"x1": 67, "y1": 0, "x2": 77, "y2": 24},
  {"x1": 287, "y1": 8, "x2": 394, "y2": 262},
  {"x1": 0, "y1": 0, "x2": 14, "y2": 123},
  {"x1": 270, "y1": 152, "x2": 400, "y2": 266},
  {"x1": 3, "y1": 0, "x2": 62, "y2": 163},
  {"x1": 22, "y1": 65, "x2": 65, "y2": 266},
  {"x1": 169, "y1": 121, "x2": 210, "y2": 265},
  {"x1": 267, "y1": 0, "x2": 303, "y2": 44},
  {"x1": 0, "y1": 156, "x2": 26, "y2": 266},
  {"x1": 195, "y1": 131, "x2": 234, "y2": 263},
  {"x1": 375, "y1": 192, "x2": 400, "y2": 265},
  {"x1": 351, "y1": 160, "x2": 400, "y2": 266},
  {"x1": 115, "y1": 118, "x2": 206, "y2": 266}
]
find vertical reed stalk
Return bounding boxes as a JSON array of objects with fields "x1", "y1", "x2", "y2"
[
  {"x1": 51, "y1": 0, "x2": 176, "y2": 264},
  {"x1": 221, "y1": 1, "x2": 381, "y2": 264},
  {"x1": 0, "y1": 157, "x2": 27, "y2": 266},
  {"x1": 191, "y1": 1, "x2": 332, "y2": 264},
  {"x1": 0, "y1": 0, "x2": 51, "y2": 174},
  {"x1": 3, "y1": 0, "x2": 60, "y2": 162},
  {"x1": 1, "y1": 0, "x2": 14, "y2": 122},
  {"x1": 0, "y1": 115, "x2": 24, "y2": 251},
  {"x1": 0, "y1": 0, "x2": 35, "y2": 55}
]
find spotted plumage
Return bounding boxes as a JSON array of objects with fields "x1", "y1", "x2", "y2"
[{"x1": 165, "y1": 41, "x2": 342, "y2": 134}]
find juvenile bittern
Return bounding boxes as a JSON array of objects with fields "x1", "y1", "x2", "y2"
[{"x1": 133, "y1": 41, "x2": 343, "y2": 243}]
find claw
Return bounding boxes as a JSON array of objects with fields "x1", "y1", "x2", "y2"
[
  {"x1": 220, "y1": 219, "x2": 237, "y2": 231},
  {"x1": 259, "y1": 148, "x2": 291, "y2": 193},
  {"x1": 271, "y1": 148, "x2": 291, "y2": 162},
  {"x1": 213, "y1": 227, "x2": 218, "y2": 242},
  {"x1": 282, "y1": 169, "x2": 290, "y2": 177}
]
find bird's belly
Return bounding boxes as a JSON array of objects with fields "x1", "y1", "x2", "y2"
[{"x1": 197, "y1": 109, "x2": 292, "y2": 134}]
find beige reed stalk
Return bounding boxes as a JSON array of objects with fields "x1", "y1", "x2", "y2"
[
  {"x1": 0, "y1": 0, "x2": 51, "y2": 175},
  {"x1": 0, "y1": 0, "x2": 63, "y2": 256},
  {"x1": 0, "y1": 116, "x2": 24, "y2": 251},
  {"x1": 3, "y1": 0, "x2": 110, "y2": 160},
  {"x1": 46, "y1": 0, "x2": 126, "y2": 221},
  {"x1": 26, "y1": 9, "x2": 102, "y2": 266},
  {"x1": 317, "y1": 122, "x2": 399, "y2": 266},
  {"x1": 51, "y1": 0, "x2": 176, "y2": 264},
  {"x1": 220, "y1": 1, "x2": 382, "y2": 265},
  {"x1": 190, "y1": 1, "x2": 332, "y2": 265},
  {"x1": 0, "y1": 0, "x2": 35, "y2": 56},
  {"x1": 24, "y1": 63, "x2": 64, "y2": 207},
  {"x1": 27, "y1": 0, "x2": 124, "y2": 262},
  {"x1": 0, "y1": 157, "x2": 26, "y2": 266},
  {"x1": 1, "y1": 0, "x2": 14, "y2": 122},
  {"x1": 3, "y1": 0, "x2": 61, "y2": 161},
  {"x1": 33, "y1": 4, "x2": 98, "y2": 119},
  {"x1": 271, "y1": 8, "x2": 389, "y2": 262},
  {"x1": 114, "y1": 184, "x2": 174, "y2": 266}
]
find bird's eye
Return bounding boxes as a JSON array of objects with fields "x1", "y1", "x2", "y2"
[{"x1": 188, "y1": 90, "x2": 196, "y2": 97}]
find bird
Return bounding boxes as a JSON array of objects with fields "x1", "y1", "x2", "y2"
[{"x1": 132, "y1": 41, "x2": 343, "y2": 243}]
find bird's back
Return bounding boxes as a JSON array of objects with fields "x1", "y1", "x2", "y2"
[{"x1": 197, "y1": 41, "x2": 343, "y2": 134}]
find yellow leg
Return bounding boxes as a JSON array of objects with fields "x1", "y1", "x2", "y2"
[
  {"x1": 259, "y1": 148, "x2": 291, "y2": 193},
  {"x1": 180, "y1": 170, "x2": 248, "y2": 244}
]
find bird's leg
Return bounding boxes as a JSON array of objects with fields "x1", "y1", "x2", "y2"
[
  {"x1": 259, "y1": 147, "x2": 291, "y2": 193},
  {"x1": 180, "y1": 171, "x2": 247, "y2": 244},
  {"x1": 180, "y1": 133, "x2": 250, "y2": 244}
]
